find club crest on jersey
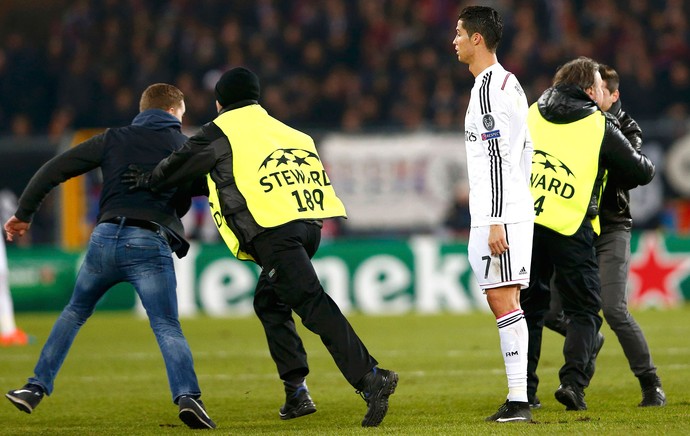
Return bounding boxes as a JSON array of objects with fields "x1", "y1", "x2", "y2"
[
  {"x1": 482, "y1": 114, "x2": 495, "y2": 130},
  {"x1": 481, "y1": 130, "x2": 501, "y2": 140}
]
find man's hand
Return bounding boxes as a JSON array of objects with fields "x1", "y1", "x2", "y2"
[
  {"x1": 4, "y1": 215, "x2": 30, "y2": 242},
  {"x1": 488, "y1": 224, "x2": 509, "y2": 256},
  {"x1": 122, "y1": 164, "x2": 153, "y2": 191}
]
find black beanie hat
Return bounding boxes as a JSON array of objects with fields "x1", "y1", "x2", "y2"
[{"x1": 214, "y1": 67, "x2": 260, "y2": 107}]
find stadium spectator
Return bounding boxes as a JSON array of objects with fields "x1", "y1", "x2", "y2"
[
  {"x1": 3, "y1": 84, "x2": 216, "y2": 429},
  {"x1": 0, "y1": 0, "x2": 687, "y2": 135}
]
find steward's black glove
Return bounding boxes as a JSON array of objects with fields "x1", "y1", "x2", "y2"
[{"x1": 122, "y1": 164, "x2": 154, "y2": 191}]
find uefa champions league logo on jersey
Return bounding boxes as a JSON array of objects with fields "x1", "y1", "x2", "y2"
[{"x1": 482, "y1": 114, "x2": 495, "y2": 130}]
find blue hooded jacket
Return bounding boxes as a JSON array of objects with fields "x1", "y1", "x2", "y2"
[{"x1": 98, "y1": 109, "x2": 191, "y2": 256}]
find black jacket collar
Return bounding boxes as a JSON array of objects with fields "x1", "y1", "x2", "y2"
[{"x1": 537, "y1": 84, "x2": 600, "y2": 124}]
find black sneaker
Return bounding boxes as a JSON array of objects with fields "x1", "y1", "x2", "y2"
[
  {"x1": 178, "y1": 396, "x2": 216, "y2": 429},
  {"x1": 356, "y1": 367, "x2": 399, "y2": 427},
  {"x1": 6, "y1": 383, "x2": 45, "y2": 414},
  {"x1": 584, "y1": 332, "x2": 605, "y2": 380},
  {"x1": 485, "y1": 400, "x2": 531, "y2": 423},
  {"x1": 555, "y1": 384, "x2": 587, "y2": 411},
  {"x1": 639, "y1": 386, "x2": 666, "y2": 407},
  {"x1": 528, "y1": 395, "x2": 541, "y2": 409},
  {"x1": 279, "y1": 385, "x2": 317, "y2": 420}
]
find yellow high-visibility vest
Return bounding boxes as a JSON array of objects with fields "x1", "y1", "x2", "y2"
[
  {"x1": 208, "y1": 105, "x2": 347, "y2": 259},
  {"x1": 527, "y1": 103, "x2": 606, "y2": 236}
]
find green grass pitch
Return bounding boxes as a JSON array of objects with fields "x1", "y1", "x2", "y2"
[{"x1": 2, "y1": 307, "x2": 689, "y2": 435}]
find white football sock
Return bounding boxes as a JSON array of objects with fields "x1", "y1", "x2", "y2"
[
  {"x1": 0, "y1": 237, "x2": 17, "y2": 335},
  {"x1": 496, "y1": 309, "x2": 528, "y2": 402},
  {"x1": 0, "y1": 273, "x2": 17, "y2": 335}
]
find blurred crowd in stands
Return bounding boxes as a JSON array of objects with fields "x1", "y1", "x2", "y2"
[
  {"x1": 0, "y1": 0, "x2": 689, "y2": 241},
  {"x1": 0, "y1": 0, "x2": 689, "y2": 137}
]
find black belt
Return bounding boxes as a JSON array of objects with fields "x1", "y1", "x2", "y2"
[{"x1": 103, "y1": 217, "x2": 160, "y2": 233}]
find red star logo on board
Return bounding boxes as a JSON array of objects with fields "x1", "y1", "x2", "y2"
[{"x1": 628, "y1": 232, "x2": 690, "y2": 308}]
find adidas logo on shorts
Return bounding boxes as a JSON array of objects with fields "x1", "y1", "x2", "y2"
[{"x1": 519, "y1": 267, "x2": 527, "y2": 275}]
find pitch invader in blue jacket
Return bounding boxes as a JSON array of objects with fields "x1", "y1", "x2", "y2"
[{"x1": 4, "y1": 84, "x2": 216, "y2": 429}]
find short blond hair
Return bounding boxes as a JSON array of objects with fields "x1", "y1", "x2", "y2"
[{"x1": 139, "y1": 83, "x2": 184, "y2": 112}]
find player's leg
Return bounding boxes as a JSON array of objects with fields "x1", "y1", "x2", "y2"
[
  {"x1": 469, "y1": 222, "x2": 532, "y2": 422},
  {"x1": 0, "y1": 236, "x2": 30, "y2": 346},
  {"x1": 487, "y1": 285, "x2": 529, "y2": 401}
]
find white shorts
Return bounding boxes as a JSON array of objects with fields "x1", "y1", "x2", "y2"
[{"x1": 468, "y1": 221, "x2": 533, "y2": 291}]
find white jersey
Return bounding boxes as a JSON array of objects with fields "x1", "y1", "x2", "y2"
[{"x1": 464, "y1": 63, "x2": 534, "y2": 226}]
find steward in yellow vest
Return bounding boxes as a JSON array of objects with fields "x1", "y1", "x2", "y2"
[
  {"x1": 519, "y1": 57, "x2": 654, "y2": 412},
  {"x1": 122, "y1": 67, "x2": 397, "y2": 426},
  {"x1": 527, "y1": 103, "x2": 606, "y2": 236},
  {"x1": 209, "y1": 104, "x2": 346, "y2": 260}
]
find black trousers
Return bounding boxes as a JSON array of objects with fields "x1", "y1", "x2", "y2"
[
  {"x1": 544, "y1": 228, "x2": 657, "y2": 379},
  {"x1": 249, "y1": 221, "x2": 377, "y2": 387},
  {"x1": 521, "y1": 221, "x2": 602, "y2": 397}
]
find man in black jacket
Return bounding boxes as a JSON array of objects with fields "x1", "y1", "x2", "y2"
[
  {"x1": 596, "y1": 65, "x2": 664, "y2": 406},
  {"x1": 123, "y1": 67, "x2": 398, "y2": 427},
  {"x1": 522, "y1": 57, "x2": 655, "y2": 411},
  {"x1": 3, "y1": 84, "x2": 215, "y2": 429},
  {"x1": 537, "y1": 64, "x2": 666, "y2": 408}
]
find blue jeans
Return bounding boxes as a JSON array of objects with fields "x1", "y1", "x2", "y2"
[{"x1": 29, "y1": 222, "x2": 201, "y2": 403}]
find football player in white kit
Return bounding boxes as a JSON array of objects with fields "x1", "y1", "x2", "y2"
[
  {"x1": 453, "y1": 5, "x2": 534, "y2": 422},
  {"x1": 0, "y1": 190, "x2": 30, "y2": 347}
]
